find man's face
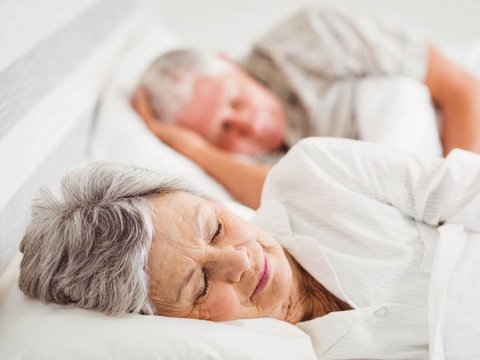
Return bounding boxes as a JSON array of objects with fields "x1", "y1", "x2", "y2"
[
  {"x1": 147, "y1": 192, "x2": 294, "y2": 321},
  {"x1": 174, "y1": 66, "x2": 286, "y2": 156}
]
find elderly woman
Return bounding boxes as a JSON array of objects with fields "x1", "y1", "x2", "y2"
[{"x1": 19, "y1": 138, "x2": 480, "y2": 358}]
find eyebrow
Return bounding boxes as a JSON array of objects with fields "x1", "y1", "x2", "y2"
[{"x1": 175, "y1": 204, "x2": 205, "y2": 303}]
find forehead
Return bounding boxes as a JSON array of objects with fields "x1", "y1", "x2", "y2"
[
  {"x1": 148, "y1": 191, "x2": 212, "y2": 246},
  {"x1": 175, "y1": 72, "x2": 238, "y2": 128}
]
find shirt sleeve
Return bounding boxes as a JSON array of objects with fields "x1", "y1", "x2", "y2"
[{"x1": 262, "y1": 137, "x2": 480, "y2": 231}]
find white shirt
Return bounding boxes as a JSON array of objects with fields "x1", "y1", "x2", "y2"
[{"x1": 252, "y1": 138, "x2": 480, "y2": 360}]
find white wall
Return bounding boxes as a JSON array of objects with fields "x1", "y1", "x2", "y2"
[{"x1": 146, "y1": 0, "x2": 480, "y2": 57}]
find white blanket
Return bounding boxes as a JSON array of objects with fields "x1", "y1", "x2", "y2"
[
  {"x1": 430, "y1": 226, "x2": 480, "y2": 359},
  {"x1": 254, "y1": 138, "x2": 480, "y2": 359}
]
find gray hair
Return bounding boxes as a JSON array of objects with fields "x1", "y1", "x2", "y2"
[
  {"x1": 19, "y1": 161, "x2": 194, "y2": 316},
  {"x1": 139, "y1": 48, "x2": 232, "y2": 122}
]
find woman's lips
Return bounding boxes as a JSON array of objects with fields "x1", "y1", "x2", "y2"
[{"x1": 252, "y1": 255, "x2": 270, "y2": 297}]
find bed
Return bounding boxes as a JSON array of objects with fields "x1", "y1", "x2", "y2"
[
  {"x1": 1, "y1": 0, "x2": 480, "y2": 359},
  {"x1": 0, "y1": 1, "x2": 316, "y2": 359}
]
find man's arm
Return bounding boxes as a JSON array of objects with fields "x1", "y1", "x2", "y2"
[
  {"x1": 190, "y1": 145, "x2": 269, "y2": 209},
  {"x1": 424, "y1": 47, "x2": 480, "y2": 155},
  {"x1": 132, "y1": 89, "x2": 268, "y2": 209}
]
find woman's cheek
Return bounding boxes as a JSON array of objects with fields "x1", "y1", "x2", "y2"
[{"x1": 204, "y1": 286, "x2": 243, "y2": 321}]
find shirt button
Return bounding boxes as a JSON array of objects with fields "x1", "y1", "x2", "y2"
[{"x1": 374, "y1": 307, "x2": 388, "y2": 318}]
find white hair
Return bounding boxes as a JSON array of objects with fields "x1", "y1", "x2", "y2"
[
  {"x1": 19, "y1": 162, "x2": 196, "y2": 316},
  {"x1": 139, "y1": 48, "x2": 232, "y2": 122}
]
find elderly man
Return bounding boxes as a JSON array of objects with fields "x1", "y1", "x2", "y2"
[{"x1": 133, "y1": 8, "x2": 480, "y2": 209}]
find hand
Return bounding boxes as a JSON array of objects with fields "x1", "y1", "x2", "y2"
[{"x1": 131, "y1": 87, "x2": 209, "y2": 159}]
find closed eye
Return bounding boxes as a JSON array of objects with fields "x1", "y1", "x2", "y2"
[
  {"x1": 197, "y1": 219, "x2": 222, "y2": 302},
  {"x1": 198, "y1": 270, "x2": 209, "y2": 300},
  {"x1": 211, "y1": 220, "x2": 223, "y2": 242}
]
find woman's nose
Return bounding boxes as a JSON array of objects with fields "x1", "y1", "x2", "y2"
[{"x1": 206, "y1": 246, "x2": 250, "y2": 283}]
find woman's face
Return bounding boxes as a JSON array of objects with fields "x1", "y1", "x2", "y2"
[{"x1": 147, "y1": 192, "x2": 294, "y2": 322}]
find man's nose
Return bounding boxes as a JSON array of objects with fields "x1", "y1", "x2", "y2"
[
  {"x1": 206, "y1": 246, "x2": 250, "y2": 283},
  {"x1": 226, "y1": 111, "x2": 256, "y2": 136}
]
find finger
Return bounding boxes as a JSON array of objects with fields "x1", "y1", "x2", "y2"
[
  {"x1": 131, "y1": 91, "x2": 144, "y2": 113},
  {"x1": 131, "y1": 87, "x2": 147, "y2": 108}
]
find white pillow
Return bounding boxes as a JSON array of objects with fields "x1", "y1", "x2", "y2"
[
  {"x1": 0, "y1": 258, "x2": 316, "y2": 360},
  {"x1": 355, "y1": 75, "x2": 443, "y2": 157},
  {"x1": 355, "y1": 40, "x2": 480, "y2": 159}
]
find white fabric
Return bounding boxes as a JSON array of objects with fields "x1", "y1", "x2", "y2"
[
  {"x1": 0, "y1": 264, "x2": 315, "y2": 360},
  {"x1": 252, "y1": 137, "x2": 480, "y2": 359},
  {"x1": 356, "y1": 76, "x2": 443, "y2": 157},
  {"x1": 355, "y1": 40, "x2": 480, "y2": 159}
]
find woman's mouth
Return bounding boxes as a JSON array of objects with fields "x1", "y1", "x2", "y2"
[{"x1": 252, "y1": 255, "x2": 270, "y2": 297}]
